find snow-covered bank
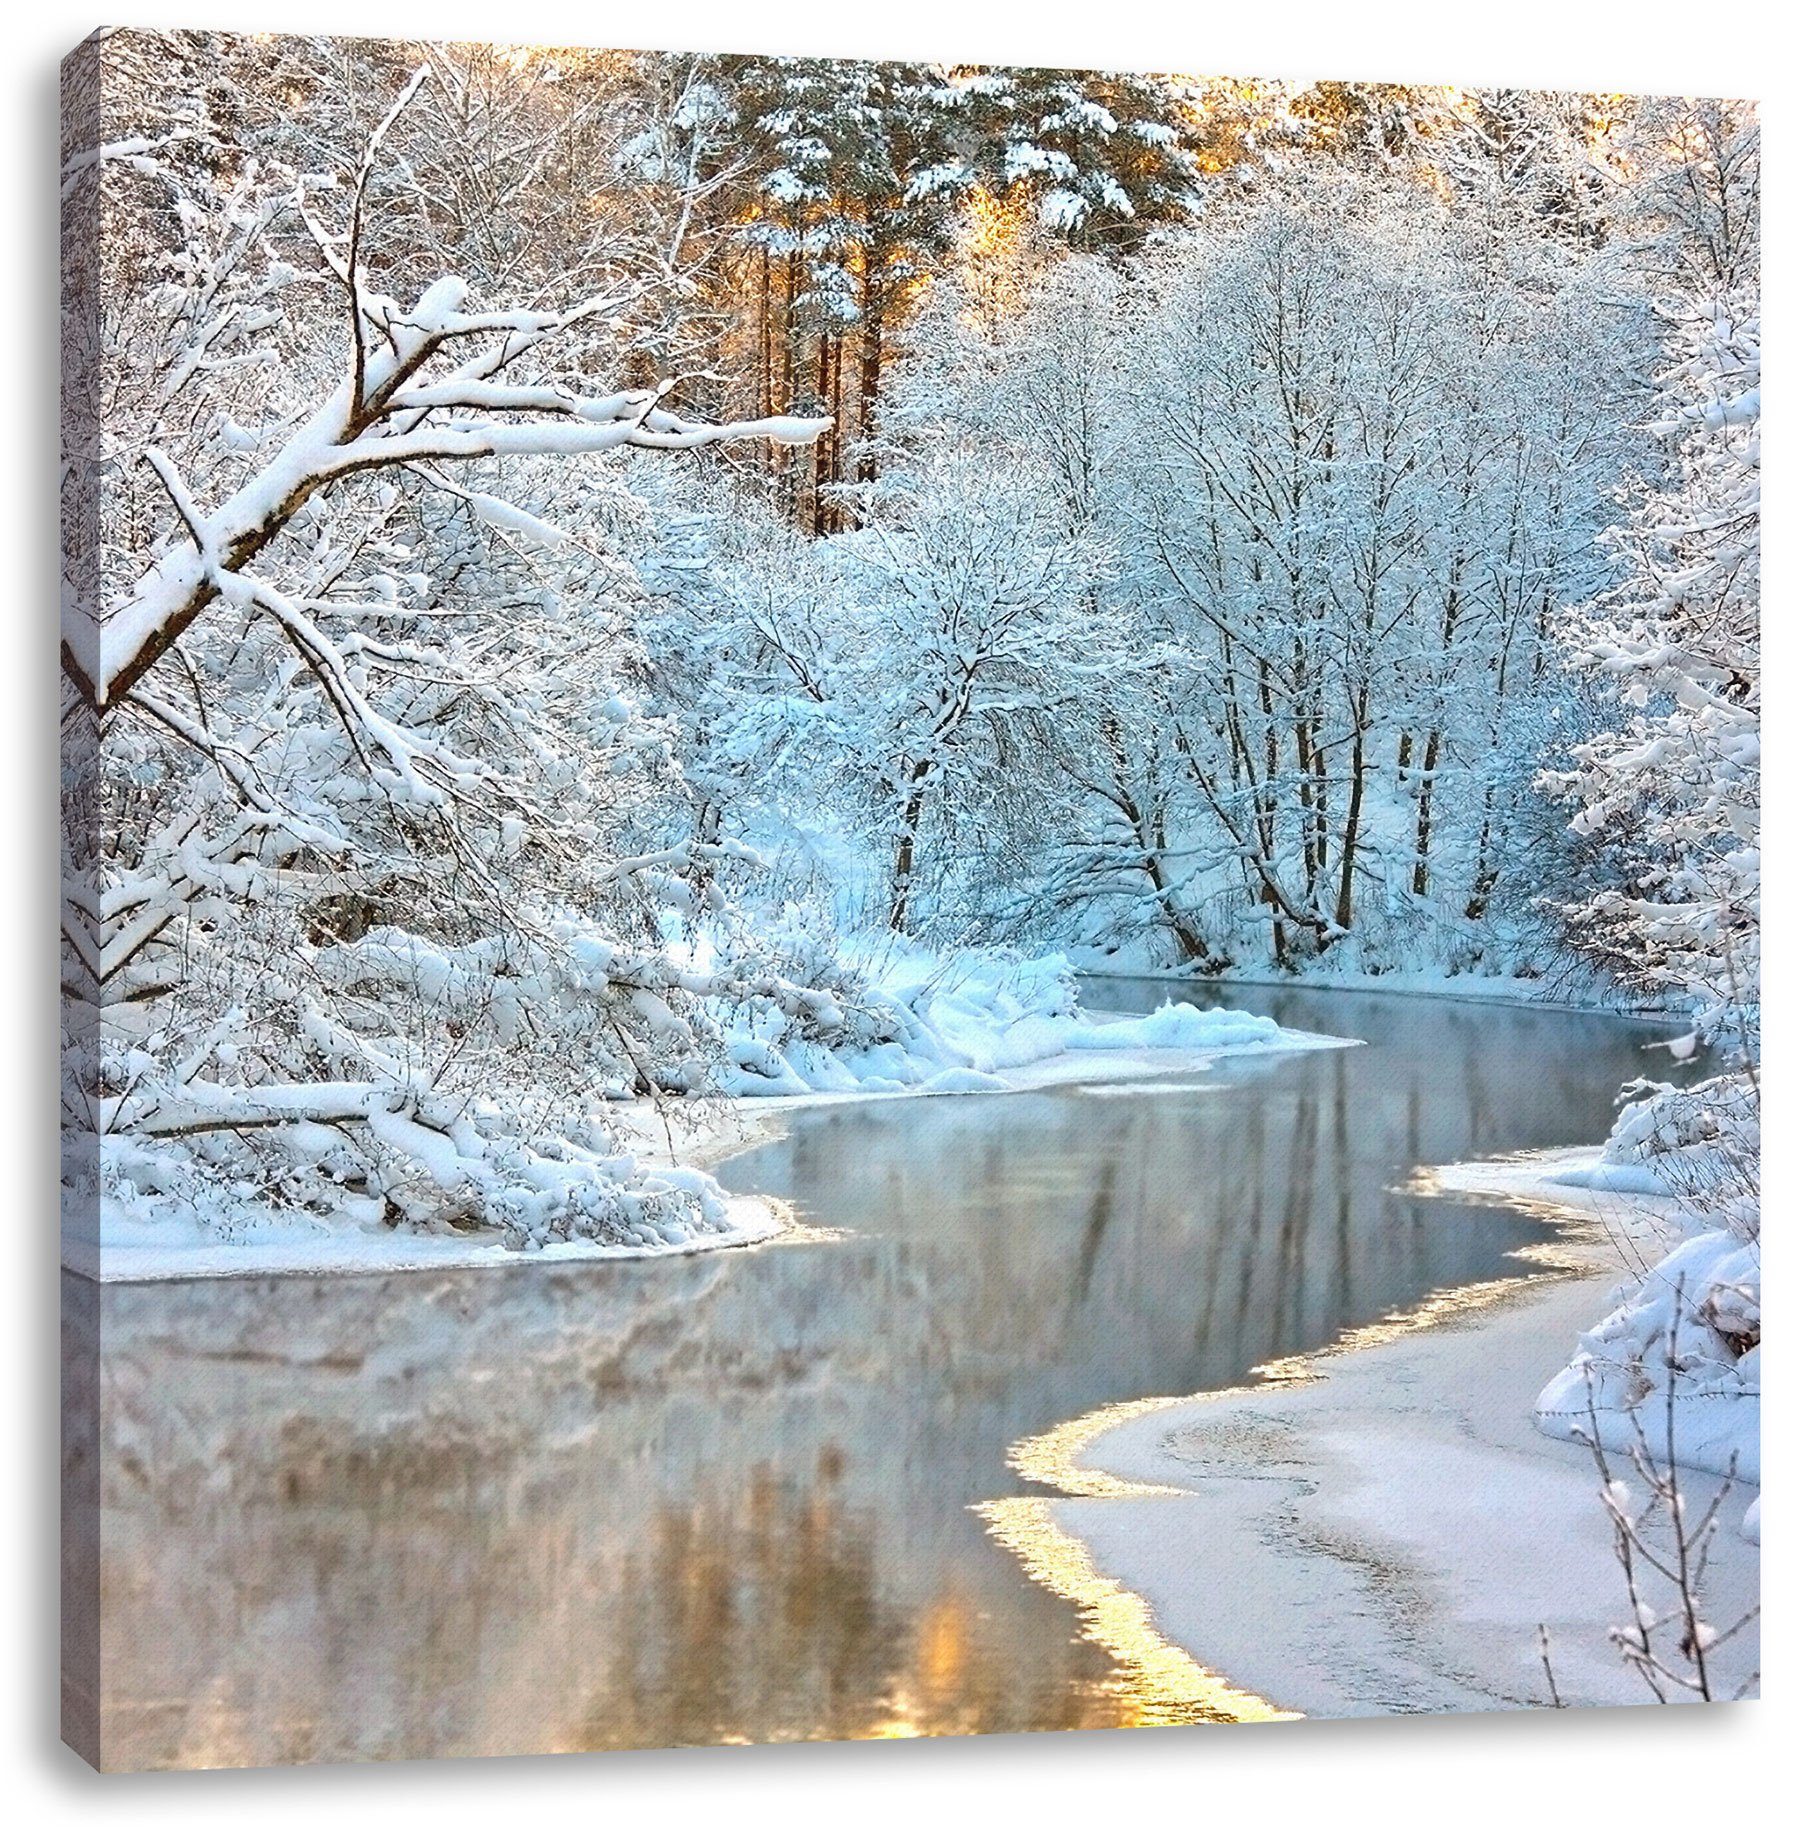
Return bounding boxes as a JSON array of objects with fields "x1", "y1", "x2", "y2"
[
  {"x1": 1427, "y1": 1145, "x2": 1689, "y2": 1231},
  {"x1": 990, "y1": 1234, "x2": 1759, "y2": 1719},
  {"x1": 73, "y1": 958, "x2": 1344, "y2": 1282},
  {"x1": 1078, "y1": 960, "x2": 1663, "y2": 1019},
  {"x1": 1442, "y1": 1113, "x2": 1760, "y2": 1492},
  {"x1": 62, "y1": 1193, "x2": 789, "y2": 1285},
  {"x1": 707, "y1": 944, "x2": 1337, "y2": 1096}
]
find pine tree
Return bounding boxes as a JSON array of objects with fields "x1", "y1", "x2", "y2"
[
  {"x1": 707, "y1": 56, "x2": 969, "y2": 525},
  {"x1": 958, "y1": 65, "x2": 1200, "y2": 247}
]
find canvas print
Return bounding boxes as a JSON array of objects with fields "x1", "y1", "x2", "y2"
[{"x1": 60, "y1": 27, "x2": 1760, "y2": 1771}]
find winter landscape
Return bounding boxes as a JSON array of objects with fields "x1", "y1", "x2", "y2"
[{"x1": 61, "y1": 30, "x2": 1758, "y2": 1769}]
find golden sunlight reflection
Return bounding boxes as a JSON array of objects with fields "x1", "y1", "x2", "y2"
[
  {"x1": 977, "y1": 1167, "x2": 1617, "y2": 1727},
  {"x1": 93, "y1": 992, "x2": 1681, "y2": 1767},
  {"x1": 977, "y1": 1498, "x2": 1295, "y2": 1725}
]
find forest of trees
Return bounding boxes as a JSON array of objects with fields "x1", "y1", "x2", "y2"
[{"x1": 61, "y1": 31, "x2": 1758, "y2": 1253}]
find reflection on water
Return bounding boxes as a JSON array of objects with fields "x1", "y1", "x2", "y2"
[
  {"x1": 79, "y1": 984, "x2": 1685, "y2": 1768},
  {"x1": 975, "y1": 1495, "x2": 1296, "y2": 1725}
]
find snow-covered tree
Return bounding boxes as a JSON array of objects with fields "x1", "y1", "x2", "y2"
[
  {"x1": 1559, "y1": 102, "x2": 1760, "y2": 1051},
  {"x1": 1536, "y1": 101, "x2": 1760, "y2": 1500},
  {"x1": 1072, "y1": 194, "x2": 1636, "y2": 970},
  {"x1": 63, "y1": 51, "x2": 857, "y2": 1253},
  {"x1": 834, "y1": 451, "x2": 1118, "y2": 931},
  {"x1": 958, "y1": 66, "x2": 1199, "y2": 246},
  {"x1": 686, "y1": 56, "x2": 972, "y2": 527}
]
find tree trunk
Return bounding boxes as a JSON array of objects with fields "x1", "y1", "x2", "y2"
[
  {"x1": 1295, "y1": 717, "x2": 1320, "y2": 902},
  {"x1": 1333, "y1": 696, "x2": 1369, "y2": 935},
  {"x1": 1257, "y1": 666, "x2": 1289, "y2": 965},
  {"x1": 1466, "y1": 785, "x2": 1498, "y2": 921},
  {"x1": 1146, "y1": 810, "x2": 1222, "y2": 969},
  {"x1": 1412, "y1": 727, "x2": 1441, "y2": 898},
  {"x1": 888, "y1": 762, "x2": 931, "y2": 932},
  {"x1": 829, "y1": 331, "x2": 845, "y2": 526},
  {"x1": 757, "y1": 247, "x2": 773, "y2": 419},
  {"x1": 857, "y1": 302, "x2": 883, "y2": 485},
  {"x1": 779, "y1": 246, "x2": 799, "y2": 519},
  {"x1": 811, "y1": 333, "x2": 834, "y2": 536}
]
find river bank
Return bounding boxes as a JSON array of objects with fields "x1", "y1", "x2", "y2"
[
  {"x1": 85, "y1": 988, "x2": 1711, "y2": 1765},
  {"x1": 66, "y1": 1003, "x2": 1346, "y2": 1283},
  {"x1": 1080, "y1": 961, "x2": 1674, "y2": 1021},
  {"x1": 1011, "y1": 1150, "x2": 1759, "y2": 1717}
]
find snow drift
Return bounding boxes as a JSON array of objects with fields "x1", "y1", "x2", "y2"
[{"x1": 1533, "y1": 1078, "x2": 1760, "y2": 1489}]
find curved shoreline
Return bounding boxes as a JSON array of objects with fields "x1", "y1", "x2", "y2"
[{"x1": 977, "y1": 1148, "x2": 1760, "y2": 1719}]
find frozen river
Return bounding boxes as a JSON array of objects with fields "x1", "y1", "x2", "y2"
[{"x1": 69, "y1": 982, "x2": 1686, "y2": 1767}]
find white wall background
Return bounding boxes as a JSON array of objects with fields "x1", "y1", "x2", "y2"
[{"x1": 3, "y1": 3, "x2": 1784, "y2": 1828}]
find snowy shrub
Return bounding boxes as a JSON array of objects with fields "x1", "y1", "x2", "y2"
[{"x1": 1541, "y1": 103, "x2": 1759, "y2": 1491}]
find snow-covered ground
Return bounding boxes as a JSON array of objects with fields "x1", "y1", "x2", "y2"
[
  {"x1": 70, "y1": 959, "x2": 1345, "y2": 1282},
  {"x1": 1006, "y1": 1212, "x2": 1763, "y2": 1712},
  {"x1": 993, "y1": 1166, "x2": 1760, "y2": 1717},
  {"x1": 1440, "y1": 1135, "x2": 1760, "y2": 1493},
  {"x1": 706, "y1": 942, "x2": 1345, "y2": 1096},
  {"x1": 63, "y1": 1191, "x2": 791, "y2": 1284}
]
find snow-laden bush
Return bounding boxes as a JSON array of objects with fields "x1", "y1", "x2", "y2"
[
  {"x1": 1575, "y1": 1076, "x2": 1760, "y2": 1226},
  {"x1": 1541, "y1": 105, "x2": 1759, "y2": 1495},
  {"x1": 1537, "y1": 1078, "x2": 1759, "y2": 1483}
]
